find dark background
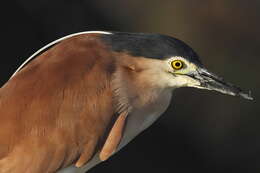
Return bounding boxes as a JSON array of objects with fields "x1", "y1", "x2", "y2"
[{"x1": 0, "y1": 0, "x2": 259, "y2": 173}]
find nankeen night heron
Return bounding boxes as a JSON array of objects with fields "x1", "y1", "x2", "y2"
[{"x1": 0, "y1": 31, "x2": 252, "y2": 173}]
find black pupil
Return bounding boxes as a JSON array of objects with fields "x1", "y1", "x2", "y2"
[{"x1": 175, "y1": 62, "x2": 181, "y2": 67}]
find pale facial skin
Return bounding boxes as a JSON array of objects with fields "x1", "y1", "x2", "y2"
[{"x1": 161, "y1": 56, "x2": 252, "y2": 100}]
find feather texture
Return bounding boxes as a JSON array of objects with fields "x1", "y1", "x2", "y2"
[
  {"x1": 0, "y1": 34, "x2": 117, "y2": 173},
  {"x1": 0, "y1": 32, "x2": 174, "y2": 173}
]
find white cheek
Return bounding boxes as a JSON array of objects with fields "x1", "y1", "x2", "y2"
[{"x1": 169, "y1": 75, "x2": 200, "y2": 88}]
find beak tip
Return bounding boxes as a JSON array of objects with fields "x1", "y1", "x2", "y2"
[{"x1": 238, "y1": 90, "x2": 254, "y2": 101}]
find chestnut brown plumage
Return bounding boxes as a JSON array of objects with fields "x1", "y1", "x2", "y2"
[
  {"x1": 0, "y1": 33, "x2": 121, "y2": 173},
  {"x1": 0, "y1": 31, "x2": 252, "y2": 173}
]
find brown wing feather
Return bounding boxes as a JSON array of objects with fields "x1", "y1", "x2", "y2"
[
  {"x1": 0, "y1": 34, "x2": 117, "y2": 173},
  {"x1": 99, "y1": 111, "x2": 127, "y2": 162}
]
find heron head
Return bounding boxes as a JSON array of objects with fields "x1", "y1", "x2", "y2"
[{"x1": 102, "y1": 32, "x2": 253, "y2": 100}]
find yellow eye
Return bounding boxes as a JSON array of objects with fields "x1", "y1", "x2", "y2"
[{"x1": 171, "y1": 60, "x2": 183, "y2": 70}]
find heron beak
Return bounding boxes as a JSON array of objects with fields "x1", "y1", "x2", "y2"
[{"x1": 187, "y1": 68, "x2": 253, "y2": 100}]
